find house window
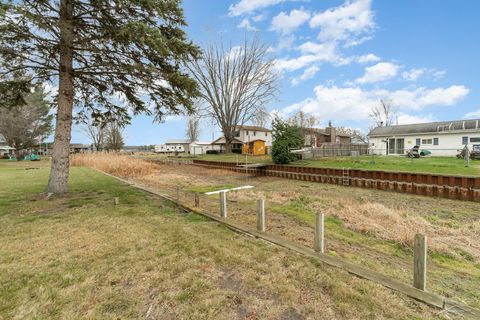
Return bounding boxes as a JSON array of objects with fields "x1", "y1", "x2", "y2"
[
  {"x1": 462, "y1": 136, "x2": 468, "y2": 145},
  {"x1": 253, "y1": 131, "x2": 256, "y2": 136},
  {"x1": 265, "y1": 132, "x2": 268, "y2": 137},
  {"x1": 416, "y1": 138, "x2": 421, "y2": 146},
  {"x1": 470, "y1": 137, "x2": 480, "y2": 143},
  {"x1": 421, "y1": 138, "x2": 432, "y2": 145},
  {"x1": 433, "y1": 138, "x2": 439, "y2": 145},
  {"x1": 246, "y1": 130, "x2": 249, "y2": 135},
  {"x1": 234, "y1": 131, "x2": 240, "y2": 137}
]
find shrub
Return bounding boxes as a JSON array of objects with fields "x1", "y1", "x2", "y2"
[
  {"x1": 206, "y1": 150, "x2": 218, "y2": 154},
  {"x1": 271, "y1": 117, "x2": 304, "y2": 164},
  {"x1": 231, "y1": 148, "x2": 242, "y2": 154}
]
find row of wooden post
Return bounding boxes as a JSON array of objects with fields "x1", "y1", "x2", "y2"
[{"x1": 215, "y1": 191, "x2": 428, "y2": 292}]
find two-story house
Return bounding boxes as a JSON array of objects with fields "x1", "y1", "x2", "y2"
[{"x1": 211, "y1": 125, "x2": 272, "y2": 155}]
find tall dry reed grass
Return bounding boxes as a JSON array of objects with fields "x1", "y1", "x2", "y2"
[{"x1": 71, "y1": 153, "x2": 160, "y2": 177}]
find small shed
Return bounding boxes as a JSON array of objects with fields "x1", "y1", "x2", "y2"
[{"x1": 242, "y1": 139, "x2": 267, "y2": 155}]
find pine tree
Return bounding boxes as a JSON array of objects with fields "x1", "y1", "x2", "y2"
[{"x1": 0, "y1": 0, "x2": 199, "y2": 193}]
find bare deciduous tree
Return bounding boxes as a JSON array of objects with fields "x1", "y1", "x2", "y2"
[
  {"x1": 289, "y1": 111, "x2": 319, "y2": 132},
  {"x1": 188, "y1": 38, "x2": 278, "y2": 152},
  {"x1": 336, "y1": 127, "x2": 368, "y2": 144},
  {"x1": 82, "y1": 121, "x2": 105, "y2": 152},
  {"x1": 185, "y1": 116, "x2": 200, "y2": 142},
  {"x1": 104, "y1": 121, "x2": 124, "y2": 152},
  {"x1": 252, "y1": 108, "x2": 270, "y2": 128},
  {"x1": 369, "y1": 99, "x2": 397, "y2": 128}
]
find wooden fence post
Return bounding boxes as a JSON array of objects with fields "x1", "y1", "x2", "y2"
[
  {"x1": 257, "y1": 199, "x2": 265, "y2": 232},
  {"x1": 219, "y1": 191, "x2": 227, "y2": 218},
  {"x1": 194, "y1": 193, "x2": 200, "y2": 207},
  {"x1": 413, "y1": 234, "x2": 427, "y2": 291},
  {"x1": 314, "y1": 213, "x2": 324, "y2": 253}
]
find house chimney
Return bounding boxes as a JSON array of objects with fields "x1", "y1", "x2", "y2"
[
  {"x1": 330, "y1": 126, "x2": 337, "y2": 143},
  {"x1": 325, "y1": 121, "x2": 336, "y2": 143}
]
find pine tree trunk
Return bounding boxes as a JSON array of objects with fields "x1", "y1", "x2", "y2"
[{"x1": 47, "y1": 0, "x2": 74, "y2": 194}]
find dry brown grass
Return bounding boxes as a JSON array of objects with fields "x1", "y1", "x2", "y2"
[
  {"x1": 71, "y1": 153, "x2": 160, "y2": 177},
  {"x1": 70, "y1": 154, "x2": 480, "y2": 260},
  {"x1": 319, "y1": 200, "x2": 480, "y2": 259}
]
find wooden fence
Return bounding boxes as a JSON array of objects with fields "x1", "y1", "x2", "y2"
[{"x1": 191, "y1": 160, "x2": 480, "y2": 202}]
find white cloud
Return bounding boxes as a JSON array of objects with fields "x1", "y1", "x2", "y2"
[
  {"x1": 253, "y1": 13, "x2": 267, "y2": 22},
  {"x1": 402, "y1": 68, "x2": 425, "y2": 81},
  {"x1": 238, "y1": 18, "x2": 258, "y2": 31},
  {"x1": 291, "y1": 65, "x2": 320, "y2": 86},
  {"x1": 355, "y1": 62, "x2": 399, "y2": 84},
  {"x1": 310, "y1": 0, "x2": 375, "y2": 44},
  {"x1": 271, "y1": 8, "x2": 310, "y2": 34},
  {"x1": 396, "y1": 113, "x2": 436, "y2": 125},
  {"x1": 280, "y1": 84, "x2": 469, "y2": 121},
  {"x1": 465, "y1": 109, "x2": 480, "y2": 119},
  {"x1": 432, "y1": 69, "x2": 446, "y2": 80},
  {"x1": 357, "y1": 53, "x2": 381, "y2": 63},
  {"x1": 274, "y1": 54, "x2": 319, "y2": 72},
  {"x1": 268, "y1": 0, "x2": 376, "y2": 81},
  {"x1": 274, "y1": 40, "x2": 354, "y2": 73},
  {"x1": 229, "y1": 0, "x2": 296, "y2": 16}
]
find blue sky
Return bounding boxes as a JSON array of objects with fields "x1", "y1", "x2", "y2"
[{"x1": 70, "y1": 0, "x2": 480, "y2": 145}]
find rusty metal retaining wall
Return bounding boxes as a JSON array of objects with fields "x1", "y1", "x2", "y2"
[{"x1": 192, "y1": 160, "x2": 480, "y2": 202}]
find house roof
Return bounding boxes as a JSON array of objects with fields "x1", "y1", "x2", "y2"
[
  {"x1": 237, "y1": 125, "x2": 271, "y2": 132},
  {"x1": 368, "y1": 119, "x2": 480, "y2": 137},
  {"x1": 165, "y1": 139, "x2": 190, "y2": 144},
  {"x1": 191, "y1": 141, "x2": 212, "y2": 145},
  {"x1": 211, "y1": 137, "x2": 244, "y2": 145},
  {"x1": 70, "y1": 143, "x2": 90, "y2": 148}
]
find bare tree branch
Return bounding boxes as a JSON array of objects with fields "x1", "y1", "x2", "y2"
[
  {"x1": 369, "y1": 99, "x2": 397, "y2": 128},
  {"x1": 187, "y1": 37, "x2": 279, "y2": 152}
]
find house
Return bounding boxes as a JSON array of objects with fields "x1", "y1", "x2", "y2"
[
  {"x1": 303, "y1": 124, "x2": 351, "y2": 147},
  {"x1": 70, "y1": 143, "x2": 91, "y2": 153},
  {"x1": 212, "y1": 125, "x2": 273, "y2": 155},
  {"x1": 0, "y1": 144, "x2": 15, "y2": 158},
  {"x1": 210, "y1": 137, "x2": 245, "y2": 152},
  {"x1": 165, "y1": 139, "x2": 191, "y2": 153},
  {"x1": 368, "y1": 119, "x2": 480, "y2": 156},
  {"x1": 189, "y1": 141, "x2": 220, "y2": 155}
]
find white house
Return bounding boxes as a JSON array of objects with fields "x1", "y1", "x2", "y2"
[
  {"x1": 235, "y1": 125, "x2": 273, "y2": 146},
  {"x1": 212, "y1": 125, "x2": 273, "y2": 152},
  {"x1": 368, "y1": 119, "x2": 480, "y2": 156},
  {"x1": 0, "y1": 145, "x2": 15, "y2": 157},
  {"x1": 164, "y1": 139, "x2": 191, "y2": 153},
  {"x1": 189, "y1": 141, "x2": 221, "y2": 155}
]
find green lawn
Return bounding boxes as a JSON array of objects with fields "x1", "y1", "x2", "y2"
[
  {"x1": 146, "y1": 153, "x2": 480, "y2": 176},
  {"x1": 294, "y1": 156, "x2": 480, "y2": 176},
  {"x1": 0, "y1": 160, "x2": 439, "y2": 319}
]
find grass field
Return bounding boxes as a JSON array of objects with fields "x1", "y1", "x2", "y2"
[
  {"x1": 145, "y1": 153, "x2": 480, "y2": 176},
  {"x1": 0, "y1": 159, "x2": 442, "y2": 319},
  {"x1": 96, "y1": 155, "x2": 480, "y2": 311}
]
